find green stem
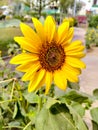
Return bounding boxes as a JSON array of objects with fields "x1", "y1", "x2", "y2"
[
  {"x1": 0, "y1": 78, "x2": 14, "y2": 84},
  {"x1": 2, "y1": 126, "x2": 23, "y2": 129},
  {"x1": 10, "y1": 79, "x2": 16, "y2": 100},
  {"x1": 38, "y1": 96, "x2": 43, "y2": 112},
  {"x1": 23, "y1": 121, "x2": 32, "y2": 130},
  {"x1": 0, "y1": 99, "x2": 20, "y2": 104}
]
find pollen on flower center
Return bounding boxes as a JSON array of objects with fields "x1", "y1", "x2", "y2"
[{"x1": 39, "y1": 43, "x2": 65, "y2": 72}]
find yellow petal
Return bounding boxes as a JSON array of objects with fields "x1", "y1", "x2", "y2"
[
  {"x1": 66, "y1": 51, "x2": 86, "y2": 58},
  {"x1": 62, "y1": 27, "x2": 74, "y2": 45},
  {"x1": 28, "y1": 69, "x2": 45, "y2": 92},
  {"x1": 16, "y1": 61, "x2": 35, "y2": 72},
  {"x1": 62, "y1": 65, "x2": 79, "y2": 82},
  {"x1": 65, "y1": 46, "x2": 85, "y2": 52},
  {"x1": 22, "y1": 62, "x2": 41, "y2": 81},
  {"x1": 57, "y1": 21, "x2": 69, "y2": 44},
  {"x1": 54, "y1": 70, "x2": 67, "y2": 90},
  {"x1": 65, "y1": 40, "x2": 82, "y2": 49},
  {"x1": 63, "y1": 64, "x2": 81, "y2": 75},
  {"x1": 66, "y1": 57, "x2": 86, "y2": 68},
  {"x1": 45, "y1": 72, "x2": 53, "y2": 94},
  {"x1": 35, "y1": 75, "x2": 46, "y2": 91},
  {"x1": 32, "y1": 17, "x2": 45, "y2": 43},
  {"x1": 20, "y1": 23, "x2": 41, "y2": 42},
  {"x1": 14, "y1": 37, "x2": 40, "y2": 53},
  {"x1": 44, "y1": 16, "x2": 56, "y2": 43},
  {"x1": 10, "y1": 53, "x2": 38, "y2": 64}
]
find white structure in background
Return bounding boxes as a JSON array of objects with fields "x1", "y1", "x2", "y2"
[
  {"x1": 78, "y1": 0, "x2": 98, "y2": 15},
  {"x1": 91, "y1": 0, "x2": 98, "y2": 14}
]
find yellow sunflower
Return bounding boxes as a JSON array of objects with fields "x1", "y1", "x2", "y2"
[{"x1": 10, "y1": 16, "x2": 86, "y2": 94}]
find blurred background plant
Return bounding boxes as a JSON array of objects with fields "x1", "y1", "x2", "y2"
[
  {"x1": 88, "y1": 15, "x2": 98, "y2": 28},
  {"x1": 63, "y1": 17, "x2": 78, "y2": 27},
  {"x1": 1, "y1": 0, "x2": 98, "y2": 130},
  {"x1": 85, "y1": 28, "x2": 98, "y2": 49}
]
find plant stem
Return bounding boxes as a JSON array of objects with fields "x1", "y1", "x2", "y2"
[
  {"x1": 23, "y1": 121, "x2": 32, "y2": 130},
  {"x1": 10, "y1": 79, "x2": 16, "y2": 100},
  {"x1": 0, "y1": 78, "x2": 14, "y2": 84},
  {"x1": 38, "y1": 96, "x2": 43, "y2": 112}
]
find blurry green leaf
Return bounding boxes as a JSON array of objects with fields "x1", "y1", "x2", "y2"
[
  {"x1": 18, "y1": 101, "x2": 26, "y2": 117},
  {"x1": 8, "y1": 121, "x2": 20, "y2": 126},
  {"x1": 90, "y1": 107, "x2": 98, "y2": 124},
  {"x1": 0, "y1": 108, "x2": 3, "y2": 130},
  {"x1": 46, "y1": 97, "x2": 60, "y2": 109},
  {"x1": 0, "y1": 57, "x2": 5, "y2": 66},
  {"x1": 66, "y1": 103, "x2": 88, "y2": 130},
  {"x1": 92, "y1": 121, "x2": 98, "y2": 130},
  {"x1": 71, "y1": 102, "x2": 85, "y2": 117},
  {"x1": 93, "y1": 89, "x2": 98, "y2": 99},
  {"x1": 36, "y1": 103, "x2": 77, "y2": 130},
  {"x1": 23, "y1": 91, "x2": 39, "y2": 104},
  {"x1": 60, "y1": 90, "x2": 92, "y2": 104},
  {"x1": 27, "y1": 111, "x2": 37, "y2": 122},
  {"x1": 0, "y1": 79, "x2": 13, "y2": 88},
  {"x1": 67, "y1": 81, "x2": 80, "y2": 90},
  {"x1": 13, "y1": 103, "x2": 18, "y2": 119}
]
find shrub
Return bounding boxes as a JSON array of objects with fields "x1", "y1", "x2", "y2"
[
  {"x1": 63, "y1": 17, "x2": 78, "y2": 27},
  {"x1": 85, "y1": 28, "x2": 98, "y2": 49},
  {"x1": 88, "y1": 15, "x2": 98, "y2": 28}
]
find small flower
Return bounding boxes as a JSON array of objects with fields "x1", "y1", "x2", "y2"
[
  {"x1": 89, "y1": 37, "x2": 91, "y2": 40},
  {"x1": 10, "y1": 16, "x2": 86, "y2": 94}
]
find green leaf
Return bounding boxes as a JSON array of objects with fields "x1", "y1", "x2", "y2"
[
  {"x1": 90, "y1": 107, "x2": 98, "y2": 124},
  {"x1": 46, "y1": 97, "x2": 60, "y2": 109},
  {"x1": 71, "y1": 102, "x2": 85, "y2": 117},
  {"x1": 13, "y1": 102, "x2": 18, "y2": 119},
  {"x1": 60, "y1": 90, "x2": 92, "y2": 104},
  {"x1": 92, "y1": 121, "x2": 98, "y2": 130},
  {"x1": 8, "y1": 121, "x2": 20, "y2": 127},
  {"x1": 67, "y1": 81, "x2": 80, "y2": 90},
  {"x1": 36, "y1": 103, "x2": 77, "y2": 130},
  {"x1": 66, "y1": 103, "x2": 88, "y2": 130},
  {"x1": 0, "y1": 79, "x2": 13, "y2": 88},
  {"x1": 93, "y1": 89, "x2": 98, "y2": 99},
  {"x1": 23, "y1": 91, "x2": 39, "y2": 104},
  {"x1": 18, "y1": 101, "x2": 26, "y2": 117},
  {"x1": 27, "y1": 111, "x2": 37, "y2": 122}
]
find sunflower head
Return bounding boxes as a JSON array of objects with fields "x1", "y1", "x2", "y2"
[{"x1": 10, "y1": 16, "x2": 86, "y2": 94}]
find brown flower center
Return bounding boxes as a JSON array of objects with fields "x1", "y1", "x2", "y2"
[{"x1": 39, "y1": 43, "x2": 65, "y2": 72}]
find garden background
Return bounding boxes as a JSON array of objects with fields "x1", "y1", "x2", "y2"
[{"x1": 0, "y1": 0, "x2": 98, "y2": 130}]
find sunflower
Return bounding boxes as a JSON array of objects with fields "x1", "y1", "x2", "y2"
[{"x1": 10, "y1": 16, "x2": 86, "y2": 94}]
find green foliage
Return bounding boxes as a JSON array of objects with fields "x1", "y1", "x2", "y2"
[
  {"x1": 88, "y1": 15, "x2": 98, "y2": 28},
  {"x1": 0, "y1": 0, "x2": 8, "y2": 6},
  {"x1": 60, "y1": 0, "x2": 74, "y2": 13},
  {"x1": 0, "y1": 56, "x2": 97, "y2": 130},
  {"x1": 72, "y1": 17, "x2": 78, "y2": 27},
  {"x1": 36, "y1": 103, "x2": 76, "y2": 130},
  {"x1": 0, "y1": 27, "x2": 21, "y2": 56},
  {"x1": 93, "y1": 89, "x2": 98, "y2": 99},
  {"x1": 0, "y1": 40, "x2": 98, "y2": 130},
  {"x1": 13, "y1": 15, "x2": 27, "y2": 22},
  {"x1": 90, "y1": 107, "x2": 98, "y2": 130},
  {"x1": 85, "y1": 28, "x2": 98, "y2": 49}
]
